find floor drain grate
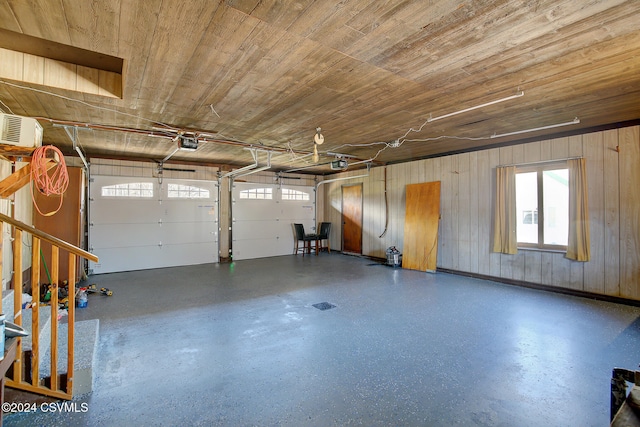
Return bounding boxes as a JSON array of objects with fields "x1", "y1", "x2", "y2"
[{"x1": 313, "y1": 302, "x2": 336, "y2": 311}]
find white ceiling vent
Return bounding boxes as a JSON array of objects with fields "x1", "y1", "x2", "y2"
[{"x1": 0, "y1": 114, "x2": 43, "y2": 148}]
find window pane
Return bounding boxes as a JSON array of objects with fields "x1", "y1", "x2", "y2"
[
  {"x1": 239, "y1": 188, "x2": 272, "y2": 200},
  {"x1": 167, "y1": 184, "x2": 210, "y2": 199},
  {"x1": 516, "y1": 172, "x2": 538, "y2": 244},
  {"x1": 101, "y1": 182, "x2": 154, "y2": 198},
  {"x1": 543, "y1": 169, "x2": 568, "y2": 245},
  {"x1": 281, "y1": 188, "x2": 310, "y2": 201}
]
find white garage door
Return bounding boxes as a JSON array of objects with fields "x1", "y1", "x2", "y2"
[
  {"x1": 89, "y1": 176, "x2": 218, "y2": 274},
  {"x1": 232, "y1": 182, "x2": 315, "y2": 260}
]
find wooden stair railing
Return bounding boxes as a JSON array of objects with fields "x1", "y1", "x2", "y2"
[
  {"x1": 0, "y1": 212, "x2": 98, "y2": 400},
  {"x1": 0, "y1": 143, "x2": 58, "y2": 200}
]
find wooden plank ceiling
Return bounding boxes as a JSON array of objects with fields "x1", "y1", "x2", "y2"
[{"x1": 0, "y1": 0, "x2": 638, "y2": 174}]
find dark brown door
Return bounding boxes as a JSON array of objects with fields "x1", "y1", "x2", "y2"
[{"x1": 342, "y1": 184, "x2": 362, "y2": 254}]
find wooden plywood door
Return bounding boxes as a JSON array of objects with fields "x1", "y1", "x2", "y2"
[
  {"x1": 619, "y1": 126, "x2": 640, "y2": 299},
  {"x1": 342, "y1": 184, "x2": 362, "y2": 254},
  {"x1": 33, "y1": 166, "x2": 85, "y2": 284},
  {"x1": 403, "y1": 181, "x2": 441, "y2": 272}
]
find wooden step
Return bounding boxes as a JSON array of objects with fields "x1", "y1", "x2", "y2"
[
  {"x1": 40, "y1": 318, "x2": 99, "y2": 396},
  {"x1": 3, "y1": 289, "x2": 99, "y2": 396},
  {"x1": 2, "y1": 289, "x2": 53, "y2": 355}
]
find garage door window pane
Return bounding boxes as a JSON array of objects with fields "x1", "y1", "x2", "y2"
[
  {"x1": 282, "y1": 188, "x2": 309, "y2": 201},
  {"x1": 168, "y1": 184, "x2": 210, "y2": 199},
  {"x1": 239, "y1": 188, "x2": 272, "y2": 199},
  {"x1": 101, "y1": 182, "x2": 153, "y2": 197}
]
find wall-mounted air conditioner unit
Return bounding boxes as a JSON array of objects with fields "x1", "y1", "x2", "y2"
[{"x1": 0, "y1": 113, "x2": 43, "y2": 148}]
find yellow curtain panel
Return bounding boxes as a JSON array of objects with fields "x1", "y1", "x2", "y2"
[
  {"x1": 566, "y1": 158, "x2": 591, "y2": 261},
  {"x1": 492, "y1": 165, "x2": 518, "y2": 254}
]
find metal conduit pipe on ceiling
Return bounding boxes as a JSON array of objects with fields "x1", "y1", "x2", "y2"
[
  {"x1": 314, "y1": 164, "x2": 371, "y2": 231},
  {"x1": 232, "y1": 152, "x2": 272, "y2": 179}
]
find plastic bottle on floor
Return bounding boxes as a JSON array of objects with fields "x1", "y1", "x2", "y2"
[{"x1": 77, "y1": 289, "x2": 88, "y2": 308}]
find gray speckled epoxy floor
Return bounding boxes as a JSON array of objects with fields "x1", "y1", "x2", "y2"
[{"x1": 5, "y1": 254, "x2": 640, "y2": 426}]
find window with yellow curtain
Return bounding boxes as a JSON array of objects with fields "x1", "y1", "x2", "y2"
[{"x1": 493, "y1": 158, "x2": 590, "y2": 261}]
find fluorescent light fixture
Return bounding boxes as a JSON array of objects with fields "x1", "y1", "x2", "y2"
[
  {"x1": 490, "y1": 117, "x2": 580, "y2": 139},
  {"x1": 427, "y1": 91, "x2": 524, "y2": 123}
]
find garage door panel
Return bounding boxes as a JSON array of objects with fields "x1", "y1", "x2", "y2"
[
  {"x1": 89, "y1": 175, "x2": 218, "y2": 273},
  {"x1": 161, "y1": 223, "x2": 217, "y2": 245},
  {"x1": 277, "y1": 218, "x2": 316, "y2": 234},
  {"x1": 233, "y1": 220, "x2": 281, "y2": 240},
  {"x1": 233, "y1": 237, "x2": 292, "y2": 260},
  {"x1": 279, "y1": 204, "x2": 315, "y2": 219},
  {"x1": 162, "y1": 203, "x2": 217, "y2": 223},
  {"x1": 92, "y1": 242, "x2": 218, "y2": 274},
  {"x1": 156, "y1": 242, "x2": 218, "y2": 266},
  {"x1": 91, "y1": 200, "x2": 160, "y2": 224},
  {"x1": 232, "y1": 183, "x2": 315, "y2": 260},
  {"x1": 274, "y1": 222, "x2": 298, "y2": 240},
  {"x1": 91, "y1": 223, "x2": 159, "y2": 248},
  {"x1": 233, "y1": 201, "x2": 281, "y2": 220},
  {"x1": 91, "y1": 246, "x2": 163, "y2": 274},
  {"x1": 278, "y1": 201, "x2": 315, "y2": 225}
]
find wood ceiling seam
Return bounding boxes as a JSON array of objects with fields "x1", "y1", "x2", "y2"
[
  {"x1": 116, "y1": 0, "x2": 164, "y2": 105},
  {"x1": 388, "y1": 0, "x2": 625, "y2": 83},
  {"x1": 458, "y1": 7, "x2": 640, "y2": 79},
  {"x1": 397, "y1": 32, "x2": 640, "y2": 118},
  {"x1": 134, "y1": 1, "x2": 225, "y2": 113}
]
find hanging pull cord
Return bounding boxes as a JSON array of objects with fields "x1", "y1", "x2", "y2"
[{"x1": 31, "y1": 145, "x2": 69, "y2": 217}]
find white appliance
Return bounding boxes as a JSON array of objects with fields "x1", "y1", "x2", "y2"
[{"x1": 0, "y1": 113, "x2": 43, "y2": 148}]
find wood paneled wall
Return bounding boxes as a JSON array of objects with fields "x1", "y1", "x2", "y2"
[
  {"x1": 0, "y1": 47, "x2": 123, "y2": 98},
  {"x1": 322, "y1": 125, "x2": 640, "y2": 301}
]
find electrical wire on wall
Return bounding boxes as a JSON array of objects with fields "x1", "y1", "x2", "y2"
[
  {"x1": 31, "y1": 145, "x2": 69, "y2": 216},
  {"x1": 332, "y1": 134, "x2": 491, "y2": 166},
  {"x1": 379, "y1": 166, "x2": 388, "y2": 238},
  {"x1": 331, "y1": 119, "x2": 579, "y2": 166},
  {"x1": 0, "y1": 98, "x2": 15, "y2": 114}
]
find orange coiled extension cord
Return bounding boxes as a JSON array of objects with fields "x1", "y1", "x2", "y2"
[{"x1": 31, "y1": 145, "x2": 69, "y2": 216}]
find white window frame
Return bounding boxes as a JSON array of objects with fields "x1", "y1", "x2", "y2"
[
  {"x1": 101, "y1": 182, "x2": 154, "y2": 198},
  {"x1": 515, "y1": 161, "x2": 568, "y2": 251},
  {"x1": 167, "y1": 183, "x2": 211, "y2": 199},
  {"x1": 281, "y1": 188, "x2": 310, "y2": 201},
  {"x1": 239, "y1": 187, "x2": 273, "y2": 200}
]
